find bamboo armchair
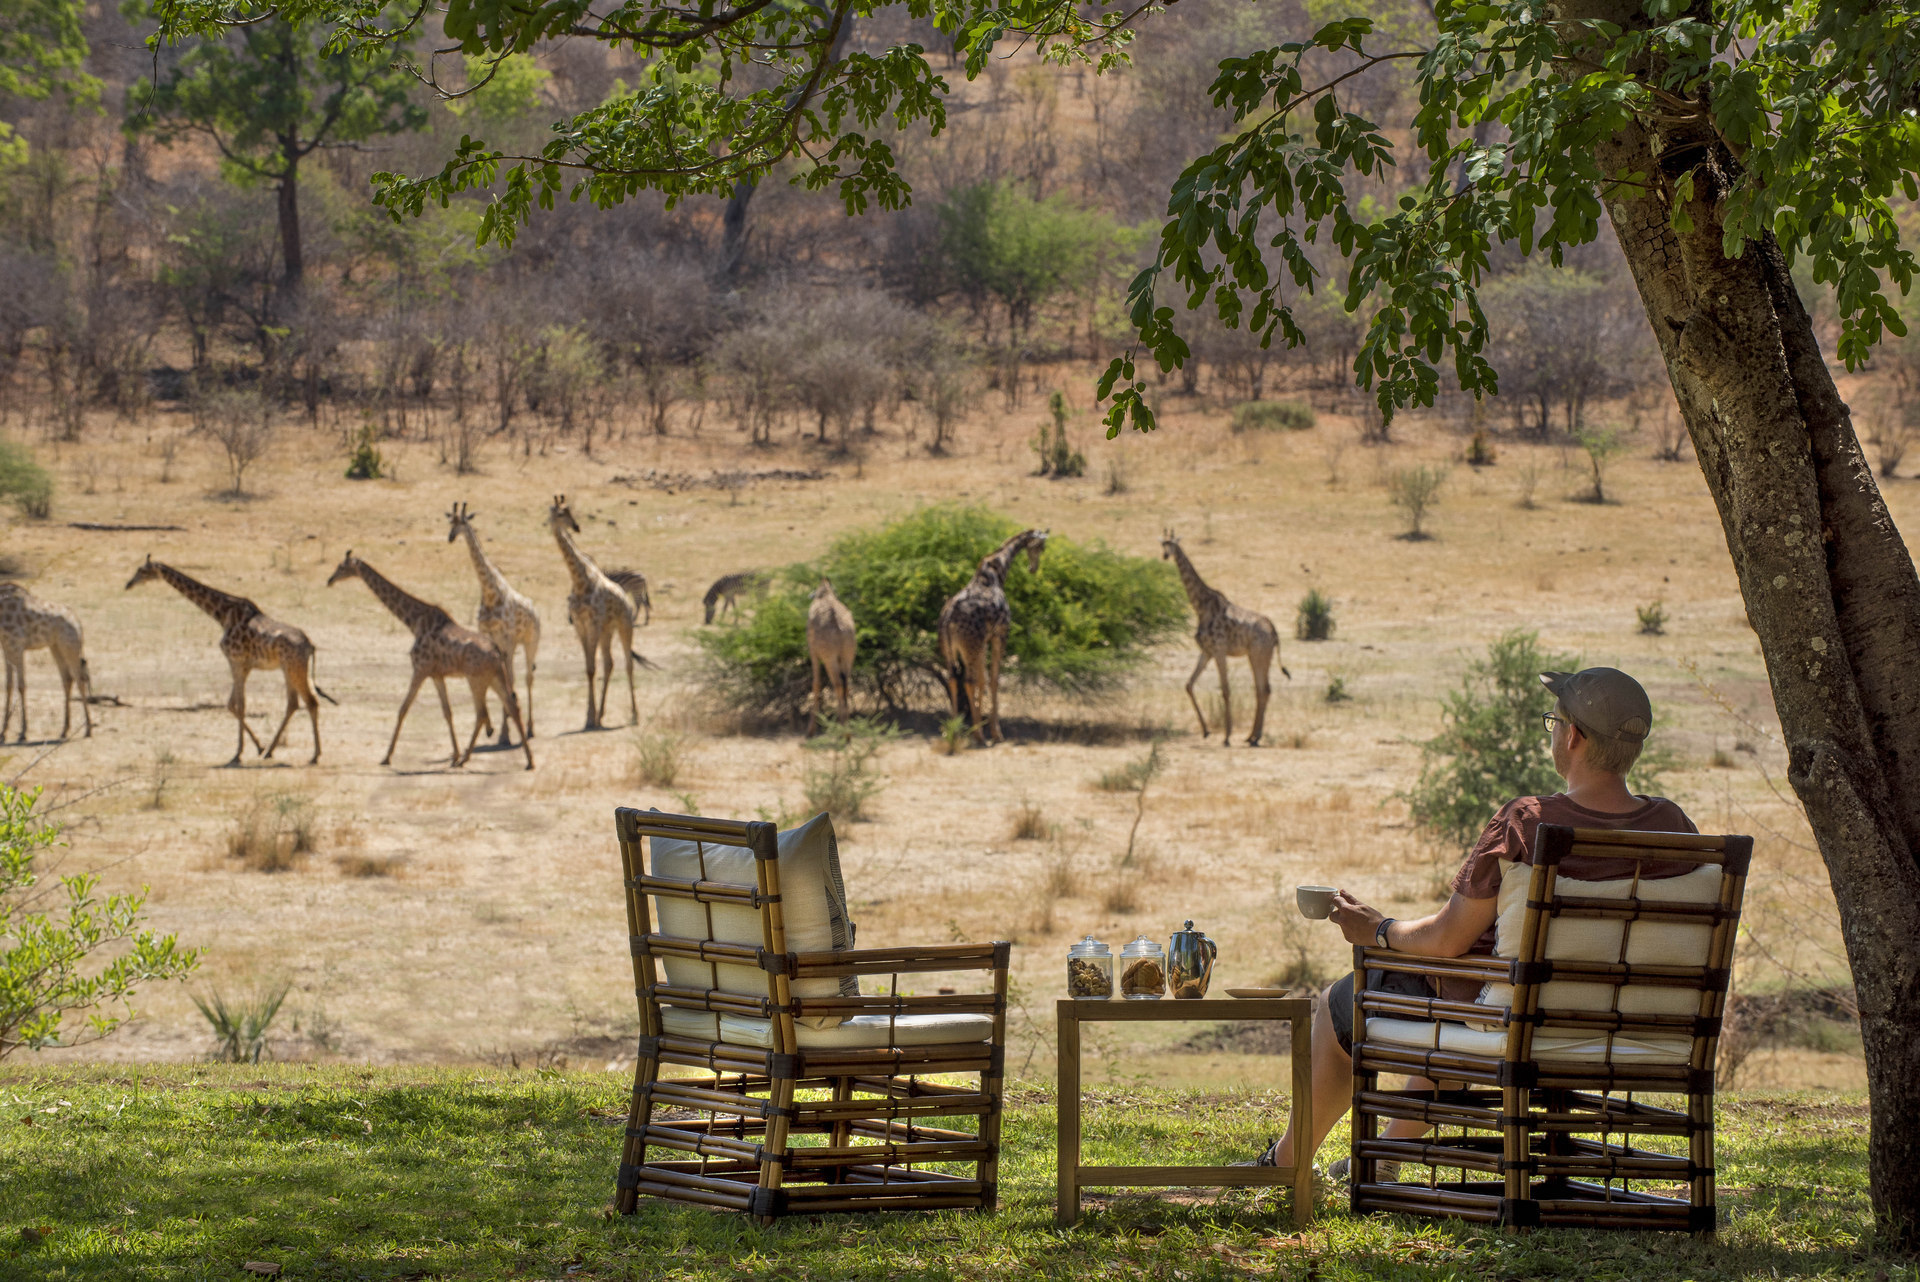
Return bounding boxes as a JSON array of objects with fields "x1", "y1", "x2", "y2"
[
  {"x1": 612, "y1": 808, "x2": 1010, "y2": 1222},
  {"x1": 1348, "y1": 825, "x2": 1750, "y2": 1233}
]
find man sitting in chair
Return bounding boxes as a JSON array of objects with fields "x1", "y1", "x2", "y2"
[{"x1": 1241, "y1": 667, "x2": 1696, "y2": 1178}]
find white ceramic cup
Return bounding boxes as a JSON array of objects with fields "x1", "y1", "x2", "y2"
[{"x1": 1296, "y1": 885, "x2": 1337, "y2": 920}]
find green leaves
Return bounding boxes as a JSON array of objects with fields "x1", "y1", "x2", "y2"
[{"x1": 1, "y1": 784, "x2": 200, "y2": 1058}]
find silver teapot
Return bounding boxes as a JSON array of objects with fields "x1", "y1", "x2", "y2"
[{"x1": 1167, "y1": 920, "x2": 1217, "y2": 999}]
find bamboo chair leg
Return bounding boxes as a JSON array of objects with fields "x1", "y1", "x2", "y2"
[{"x1": 618, "y1": 1048, "x2": 660, "y2": 1215}]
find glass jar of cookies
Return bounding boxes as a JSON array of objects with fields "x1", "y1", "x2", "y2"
[
  {"x1": 1119, "y1": 935, "x2": 1166, "y2": 999},
  {"x1": 1066, "y1": 935, "x2": 1113, "y2": 999}
]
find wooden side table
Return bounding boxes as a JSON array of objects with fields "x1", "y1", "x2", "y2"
[{"x1": 1056, "y1": 996, "x2": 1314, "y2": 1227}]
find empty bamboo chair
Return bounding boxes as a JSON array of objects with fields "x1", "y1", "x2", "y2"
[
  {"x1": 1348, "y1": 825, "x2": 1750, "y2": 1233},
  {"x1": 612, "y1": 807, "x2": 1010, "y2": 1221}
]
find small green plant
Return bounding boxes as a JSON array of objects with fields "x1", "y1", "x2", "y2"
[
  {"x1": 1637, "y1": 600, "x2": 1668, "y2": 635},
  {"x1": 225, "y1": 793, "x2": 317, "y2": 873},
  {"x1": 631, "y1": 730, "x2": 683, "y2": 787},
  {"x1": 670, "y1": 790, "x2": 700, "y2": 815},
  {"x1": 1, "y1": 783, "x2": 200, "y2": 1059},
  {"x1": 193, "y1": 978, "x2": 292, "y2": 1063},
  {"x1": 1465, "y1": 426, "x2": 1497, "y2": 466},
  {"x1": 1712, "y1": 748, "x2": 1737, "y2": 768},
  {"x1": 344, "y1": 424, "x2": 384, "y2": 480},
  {"x1": 1033, "y1": 391, "x2": 1086, "y2": 477},
  {"x1": 1009, "y1": 799, "x2": 1050, "y2": 841},
  {"x1": 802, "y1": 717, "x2": 899, "y2": 824},
  {"x1": 1325, "y1": 675, "x2": 1352, "y2": 703},
  {"x1": 935, "y1": 714, "x2": 970, "y2": 756},
  {"x1": 1231, "y1": 400, "x2": 1316, "y2": 432},
  {"x1": 144, "y1": 750, "x2": 177, "y2": 811},
  {"x1": 1095, "y1": 750, "x2": 1160, "y2": 793},
  {"x1": 1388, "y1": 464, "x2": 1449, "y2": 539},
  {"x1": 1574, "y1": 423, "x2": 1629, "y2": 503},
  {"x1": 1296, "y1": 588, "x2": 1335, "y2": 641},
  {"x1": 1103, "y1": 455, "x2": 1130, "y2": 495},
  {"x1": 0, "y1": 439, "x2": 53, "y2": 518}
]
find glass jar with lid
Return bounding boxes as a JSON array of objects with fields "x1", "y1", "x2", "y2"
[
  {"x1": 1119, "y1": 935, "x2": 1166, "y2": 999},
  {"x1": 1066, "y1": 935, "x2": 1113, "y2": 999}
]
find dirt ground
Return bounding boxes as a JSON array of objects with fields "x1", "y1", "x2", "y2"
[{"x1": 4, "y1": 375, "x2": 1902, "y2": 1090}]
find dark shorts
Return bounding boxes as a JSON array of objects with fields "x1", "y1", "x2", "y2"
[{"x1": 1327, "y1": 969, "x2": 1438, "y2": 1056}]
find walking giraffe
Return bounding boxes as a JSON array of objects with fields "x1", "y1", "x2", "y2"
[
  {"x1": 447, "y1": 501, "x2": 540, "y2": 744},
  {"x1": 126, "y1": 556, "x2": 333, "y2": 765},
  {"x1": 326, "y1": 551, "x2": 533, "y2": 769},
  {"x1": 936, "y1": 528, "x2": 1048, "y2": 745},
  {"x1": 806, "y1": 578, "x2": 856, "y2": 733},
  {"x1": 546, "y1": 495, "x2": 647, "y2": 731},
  {"x1": 1160, "y1": 530, "x2": 1290, "y2": 747},
  {"x1": 0, "y1": 581, "x2": 93, "y2": 743}
]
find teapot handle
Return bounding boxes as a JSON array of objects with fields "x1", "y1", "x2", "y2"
[{"x1": 1203, "y1": 935, "x2": 1217, "y2": 962}]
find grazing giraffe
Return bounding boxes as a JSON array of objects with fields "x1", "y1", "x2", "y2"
[
  {"x1": 0, "y1": 581, "x2": 93, "y2": 743},
  {"x1": 127, "y1": 557, "x2": 333, "y2": 764},
  {"x1": 546, "y1": 495, "x2": 647, "y2": 731},
  {"x1": 703, "y1": 571, "x2": 765, "y2": 625},
  {"x1": 447, "y1": 501, "x2": 540, "y2": 744},
  {"x1": 326, "y1": 551, "x2": 533, "y2": 770},
  {"x1": 806, "y1": 578, "x2": 856, "y2": 733},
  {"x1": 936, "y1": 528, "x2": 1048, "y2": 745},
  {"x1": 1160, "y1": 530, "x2": 1290, "y2": 747}
]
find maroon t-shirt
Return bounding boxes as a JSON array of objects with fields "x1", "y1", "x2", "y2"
[{"x1": 1437, "y1": 793, "x2": 1698, "y2": 1000}]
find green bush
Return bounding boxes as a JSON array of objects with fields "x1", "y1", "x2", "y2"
[
  {"x1": 697, "y1": 506, "x2": 1186, "y2": 720},
  {"x1": 2, "y1": 783, "x2": 200, "y2": 1058},
  {"x1": 1231, "y1": 401, "x2": 1316, "y2": 433},
  {"x1": 1296, "y1": 588, "x2": 1335, "y2": 641},
  {"x1": 0, "y1": 439, "x2": 53, "y2": 518},
  {"x1": 344, "y1": 424, "x2": 384, "y2": 480},
  {"x1": 1404, "y1": 631, "x2": 1578, "y2": 854}
]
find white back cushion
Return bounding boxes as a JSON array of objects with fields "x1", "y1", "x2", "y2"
[
  {"x1": 650, "y1": 811, "x2": 856, "y2": 1027},
  {"x1": 1480, "y1": 858, "x2": 1723, "y2": 1017}
]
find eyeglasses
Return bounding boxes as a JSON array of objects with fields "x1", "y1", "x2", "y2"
[{"x1": 1542, "y1": 713, "x2": 1568, "y2": 736}]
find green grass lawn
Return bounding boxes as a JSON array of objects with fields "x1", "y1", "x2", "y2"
[{"x1": 0, "y1": 1066, "x2": 1895, "y2": 1280}]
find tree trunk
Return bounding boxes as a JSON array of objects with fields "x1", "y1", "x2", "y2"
[
  {"x1": 278, "y1": 150, "x2": 303, "y2": 288},
  {"x1": 1588, "y1": 44, "x2": 1920, "y2": 1242}
]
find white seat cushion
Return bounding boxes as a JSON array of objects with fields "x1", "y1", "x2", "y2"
[
  {"x1": 659, "y1": 1007, "x2": 994, "y2": 1049},
  {"x1": 650, "y1": 812, "x2": 856, "y2": 1028},
  {"x1": 1367, "y1": 1016, "x2": 1691, "y2": 1064}
]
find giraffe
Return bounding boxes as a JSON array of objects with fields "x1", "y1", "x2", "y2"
[
  {"x1": 936, "y1": 528, "x2": 1048, "y2": 745},
  {"x1": 703, "y1": 571, "x2": 765, "y2": 625},
  {"x1": 806, "y1": 578, "x2": 856, "y2": 733},
  {"x1": 546, "y1": 495, "x2": 647, "y2": 731},
  {"x1": 446, "y1": 501, "x2": 541, "y2": 745},
  {"x1": 126, "y1": 557, "x2": 333, "y2": 765},
  {"x1": 326, "y1": 551, "x2": 533, "y2": 770},
  {"x1": 0, "y1": 581, "x2": 93, "y2": 743},
  {"x1": 607, "y1": 570, "x2": 652, "y2": 626},
  {"x1": 1160, "y1": 530, "x2": 1291, "y2": 747}
]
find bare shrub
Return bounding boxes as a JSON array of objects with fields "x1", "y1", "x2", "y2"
[
  {"x1": 198, "y1": 387, "x2": 273, "y2": 497},
  {"x1": 632, "y1": 730, "x2": 684, "y2": 787},
  {"x1": 339, "y1": 854, "x2": 404, "y2": 878},
  {"x1": 1865, "y1": 404, "x2": 1917, "y2": 479},
  {"x1": 225, "y1": 793, "x2": 316, "y2": 872},
  {"x1": 1388, "y1": 464, "x2": 1448, "y2": 538},
  {"x1": 1009, "y1": 798, "x2": 1050, "y2": 840}
]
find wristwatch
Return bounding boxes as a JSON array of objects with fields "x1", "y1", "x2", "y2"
[{"x1": 1374, "y1": 917, "x2": 1396, "y2": 949}]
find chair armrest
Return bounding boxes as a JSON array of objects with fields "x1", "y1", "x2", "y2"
[
  {"x1": 792, "y1": 942, "x2": 1011, "y2": 979},
  {"x1": 1355, "y1": 946, "x2": 1516, "y2": 984}
]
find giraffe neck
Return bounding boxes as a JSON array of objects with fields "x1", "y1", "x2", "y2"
[
  {"x1": 975, "y1": 531, "x2": 1031, "y2": 589},
  {"x1": 1168, "y1": 545, "x2": 1219, "y2": 614},
  {"x1": 351, "y1": 560, "x2": 451, "y2": 637},
  {"x1": 458, "y1": 524, "x2": 508, "y2": 609},
  {"x1": 550, "y1": 519, "x2": 599, "y2": 595},
  {"x1": 156, "y1": 563, "x2": 259, "y2": 629}
]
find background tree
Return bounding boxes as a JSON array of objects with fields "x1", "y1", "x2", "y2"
[
  {"x1": 128, "y1": 11, "x2": 425, "y2": 289},
  {"x1": 0, "y1": 0, "x2": 94, "y2": 163}
]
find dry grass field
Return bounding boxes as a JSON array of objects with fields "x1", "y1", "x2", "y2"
[{"x1": 4, "y1": 373, "x2": 1906, "y2": 1091}]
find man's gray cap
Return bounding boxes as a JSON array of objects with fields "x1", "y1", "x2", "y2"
[{"x1": 1540, "y1": 668, "x2": 1652, "y2": 744}]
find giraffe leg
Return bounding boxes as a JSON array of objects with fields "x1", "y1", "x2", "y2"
[
  {"x1": 14, "y1": 653, "x2": 28, "y2": 743},
  {"x1": 383, "y1": 672, "x2": 427, "y2": 766},
  {"x1": 578, "y1": 630, "x2": 600, "y2": 731},
  {"x1": 494, "y1": 646, "x2": 516, "y2": 748},
  {"x1": 522, "y1": 644, "x2": 536, "y2": 740},
  {"x1": 987, "y1": 634, "x2": 1004, "y2": 744},
  {"x1": 56, "y1": 660, "x2": 73, "y2": 740},
  {"x1": 2, "y1": 653, "x2": 16, "y2": 742},
  {"x1": 836, "y1": 661, "x2": 850, "y2": 726},
  {"x1": 964, "y1": 645, "x2": 987, "y2": 745},
  {"x1": 809, "y1": 653, "x2": 823, "y2": 736},
  {"x1": 1184, "y1": 651, "x2": 1213, "y2": 738},
  {"x1": 501, "y1": 666, "x2": 533, "y2": 769},
  {"x1": 464, "y1": 675, "x2": 490, "y2": 764},
  {"x1": 596, "y1": 633, "x2": 616, "y2": 727},
  {"x1": 620, "y1": 617, "x2": 638, "y2": 726},
  {"x1": 1215, "y1": 654, "x2": 1234, "y2": 747},
  {"x1": 287, "y1": 651, "x2": 321, "y2": 763},
  {"x1": 432, "y1": 675, "x2": 464, "y2": 767},
  {"x1": 229, "y1": 666, "x2": 265, "y2": 765},
  {"x1": 1248, "y1": 647, "x2": 1273, "y2": 747},
  {"x1": 73, "y1": 649, "x2": 91, "y2": 738},
  {"x1": 263, "y1": 671, "x2": 299, "y2": 759}
]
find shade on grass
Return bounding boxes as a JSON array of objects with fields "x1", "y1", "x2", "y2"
[{"x1": 0, "y1": 1066, "x2": 1881, "y2": 1280}]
